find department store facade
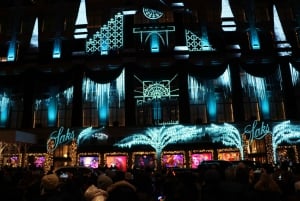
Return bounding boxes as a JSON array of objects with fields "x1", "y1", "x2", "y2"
[{"x1": 0, "y1": 0, "x2": 300, "y2": 171}]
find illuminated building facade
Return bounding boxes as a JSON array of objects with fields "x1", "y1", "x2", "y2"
[{"x1": 0, "y1": 0, "x2": 300, "y2": 169}]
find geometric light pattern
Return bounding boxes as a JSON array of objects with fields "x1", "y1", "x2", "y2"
[
  {"x1": 142, "y1": 7, "x2": 163, "y2": 20},
  {"x1": 134, "y1": 74, "x2": 179, "y2": 105},
  {"x1": 86, "y1": 13, "x2": 123, "y2": 54},
  {"x1": 185, "y1": 29, "x2": 214, "y2": 51}
]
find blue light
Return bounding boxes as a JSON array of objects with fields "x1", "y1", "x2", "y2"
[
  {"x1": 259, "y1": 97, "x2": 270, "y2": 119},
  {"x1": 48, "y1": 97, "x2": 57, "y2": 127},
  {"x1": 0, "y1": 94, "x2": 9, "y2": 127},
  {"x1": 7, "y1": 41, "x2": 16, "y2": 61},
  {"x1": 249, "y1": 28, "x2": 260, "y2": 50},
  {"x1": 99, "y1": 97, "x2": 108, "y2": 125},
  {"x1": 207, "y1": 92, "x2": 217, "y2": 122},
  {"x1": 53, "y1": 38, "x2": 61, "y2": 59},
  {"x1": 150, "y1": 33, "x2": 160, "y2": 53}
]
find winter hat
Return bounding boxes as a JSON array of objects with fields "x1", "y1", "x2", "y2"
[
  {"x1": 41, "y1": 174, "x2": 60, "y2": 190},
  {"x1": 84, "y1": 184, "x2": 108, "y2": 201},
  {"x1": 97, "y1": 174, "x2": 113, "y2": 190}
]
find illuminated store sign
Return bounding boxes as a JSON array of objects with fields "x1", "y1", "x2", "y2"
[
  {"x1": 244, "y1": 120, "x2": 271, "y2": 144},
  {"x1": 47, "y1": 127, "x2": 75, "y2": 152}
]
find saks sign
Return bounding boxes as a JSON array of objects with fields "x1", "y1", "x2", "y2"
[
  {"x1": 47, "y1": 127, "x2": 75, "y2": 153},
  {"x1": 244, "y1": 120, "x2": 271, "y2": 144}
]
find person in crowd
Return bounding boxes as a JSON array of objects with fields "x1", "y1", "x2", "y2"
[
  {"x1": 84, "y1": 184, "x2": 108, "y2": 201},
  {"x1": 200, "y1": 164, "x2": 222, "y2": 201},
  {"x1": 106, "y1": 179, "x2": 138, "y2": 201},
  {"x1": 97, "y1": 173, "x2": 114, "y2": 191},
  {"x1": 37, "y1": 173, "x2": 74, "y2": 201},
  {"x1": 249, "y1": 167, "x2": 283, "y2": 201}
]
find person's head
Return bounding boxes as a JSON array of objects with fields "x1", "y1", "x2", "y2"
[
  {"x1": 107, "y1": 180, "x2": 137, "y2": 201},
  {"x1": 41, "y1": 174, "x2": 60, "y2": 192},
  {"x1": 97, "y1": 174, "x2": 113, "y2": 190},
  {"x1": 84, "y1": 184, "x2": 108, "y2": 201}
]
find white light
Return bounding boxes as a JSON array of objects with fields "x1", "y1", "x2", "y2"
[
  {"x1": 174, "y1": 46, "x2": 189, "y2": 51},
  {"x1": 171, "y1": 2, "x2": 184, "y2": 7},
  {"x1": 122, "y1": 10, "x2": 137, "y2": 15}
]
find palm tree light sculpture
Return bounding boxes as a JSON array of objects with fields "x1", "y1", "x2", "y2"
[{"x1": 114, "y1": 125, "x2": 203, "y2": 171}]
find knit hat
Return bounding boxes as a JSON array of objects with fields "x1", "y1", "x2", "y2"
[
  {"x1": 97, "y1": 174, "x2": 113, "y2": 190},
  {"x1": 84, "y1": 184, "x2": 108, "y2": 201},
  {"x1": 41, "y1": 174, "x2": 60, "y2": 190}
]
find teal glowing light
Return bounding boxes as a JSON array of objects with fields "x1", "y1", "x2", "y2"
[
  {"x1": 98, "y1": 85, "x2": 110, "y2": 125},
  {"x1": 0, "y1": 93, "x2": 10, "y2": 127},
  {"x1": 289, "y1": 63, "x2": 300, "y2": 86},
  {"x1": 114, "y1": 125, "x2": 203, "y2": 169},
  {"x1": 272, "y1": 120, "x2": 300, "y2": 163},
  {"x1": 259, "y1": 97, "x2": 270, "y2": 119},
  {"x1": 114, "y1": 123, "x2": 244, "y2": 167},
  {"x1": 63, "y1": 87, "x2": 74, "y2": 104},
  {"x1": 241, "y1": 73, "x2": 267, "y2": 99},
  {"x1": 200, "y1": 26, "x2": 211, "y2": 51},
  {"x1": 7, "y1": 41, "x2": 16, "y2": 61},
  {"x1": 86, "y1": 13, "x2": 123, "y2": 54},
  {"x1": 48, "y1": 97, "x2": 57, "y2": 127},
  {"x1": 150, "y1": 33, "x2": 160, "y2": 53},
  {"x1": 83, "y1": 69, "x2": 125, "y2": 125},
  {"x1": 188, "y1": 68, "x2": 232, "y2": 119},
  {"x1": 206, "y1": 123, "x2": 243, "y2": 159},
  {"x1": 207, "y1": 92, "x2": 217, "y2": 122},
  {"x1": 53, "y1": 38, "x2": 61, "y2": 59},
  {"x1": 77, "y1": 126, "x2": 107, "y2": 145},
  {"x1": 249, "y1": 28, "x2": 260, "y2": 50}
]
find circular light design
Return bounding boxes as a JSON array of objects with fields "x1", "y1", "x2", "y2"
[{"x1": 143, "y1": 7, "x2": 163, "y2": 20}]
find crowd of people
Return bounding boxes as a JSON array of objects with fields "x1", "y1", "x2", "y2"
[{"x1": 0, "y1": 161, "x2": 300, "y2": 201}]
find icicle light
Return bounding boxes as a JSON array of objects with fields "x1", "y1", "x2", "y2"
[{"x1": 272, "y1": 120, "x2": 300, "y2": 163}]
